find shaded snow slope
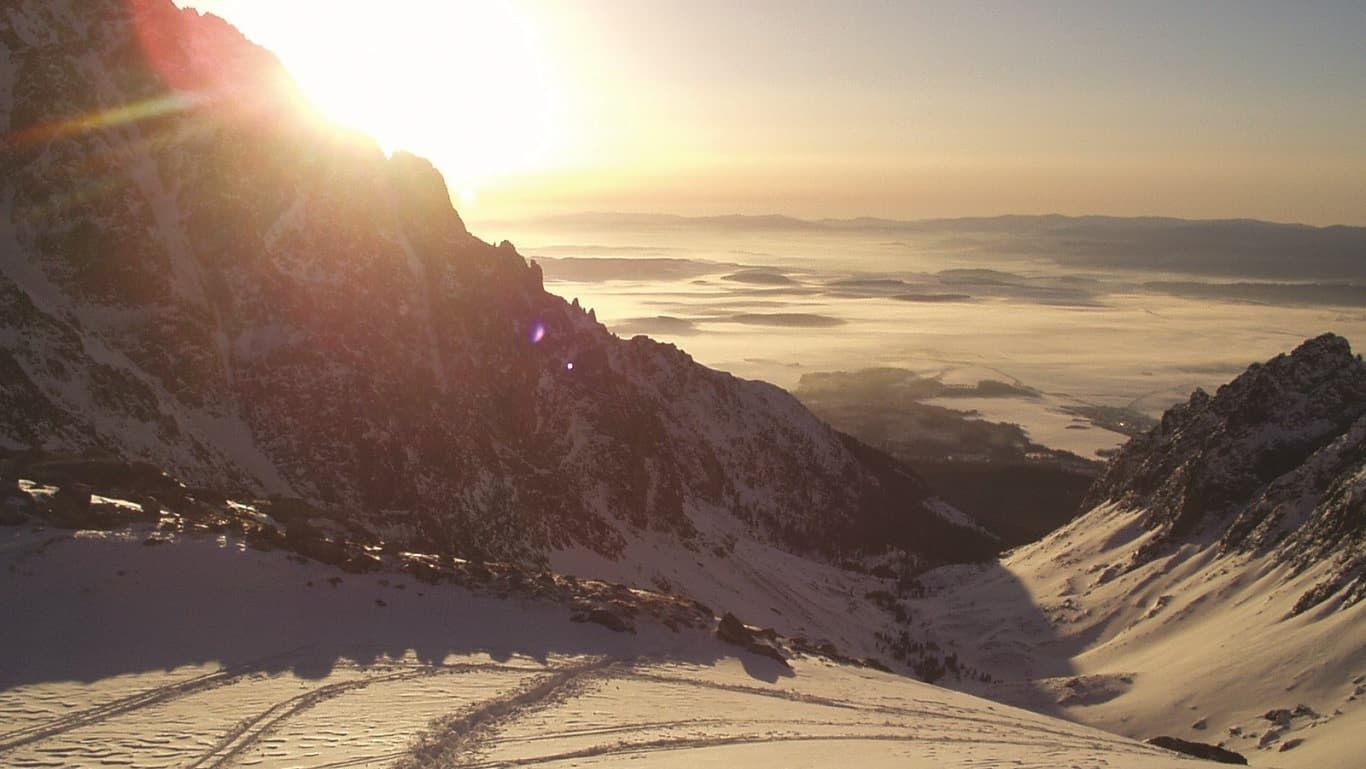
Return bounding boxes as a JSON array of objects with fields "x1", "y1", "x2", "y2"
[
  {"x1": 0, "y1": 465, "x2": 961, "y2": 691},
  {"x1": 901, "y1": 337, "x2": 1366, "y2": 768},
  {"x1": 0, "y1": 527, "x2": 1197, "y2": 769},
  {"x1": 910, "y1": 503, "x2": 1364, "y2": 769}
]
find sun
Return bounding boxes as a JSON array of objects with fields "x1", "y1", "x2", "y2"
[{"x1": 181, "y1": 1, "x2": 561, "y2": 202}]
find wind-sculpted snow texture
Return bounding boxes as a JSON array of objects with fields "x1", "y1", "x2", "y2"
[
  {"x1": 0, "y1": 0, "x2": 993, "y2": 569},
  {"x1": 899, "y1": 338, "x2": 1365, "y2": 769},
  {"x1": 0, "y1": 527, "x2": 1196, "y2": 769},
  {"x1": 1085, "y1": 333, "x2": 1366, "y2": 611}
]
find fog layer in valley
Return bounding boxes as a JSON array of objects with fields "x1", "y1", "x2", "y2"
[{"x1": 474, "y1": 214, "x2": 1366, "y2": 461}]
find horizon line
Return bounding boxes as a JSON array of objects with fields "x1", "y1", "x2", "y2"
[{"x1": 464, "y1": 209, "x2": 1366, "y2": 231}]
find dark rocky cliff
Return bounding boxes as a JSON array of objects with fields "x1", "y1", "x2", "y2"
[
  {"x1": 0, "y1": 0, "x2": 995, "y2": 567},
  {"x1": 1085, "y1": 334, "x2": 1365, "y2": 611}
]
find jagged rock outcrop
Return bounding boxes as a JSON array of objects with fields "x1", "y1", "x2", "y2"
[
  {"x1": 715, "y1": 612, "x2": 789, "y2": 666},
  {"x1": 1085, "y1": 333, "x2": 1366, "y2": 611},
  {"x1": 1146, "y1": 736, "x2": 1247, "y2": 765},
  {"x1": 0, "y1": 0, "x2": 995, "y2": 569}
]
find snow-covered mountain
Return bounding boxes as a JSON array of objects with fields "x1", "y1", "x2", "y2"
[
  {"x1": 1086, "y1": 332, "x2": 1365, "y2": 610},
  {"x1": 4, "y1": 1, "x2": 1364, "y2": 766},
  {"x1": 901, "y1": 335, "x2": 1365, "y2": 768},
  {"x1": 0, "y1": 0, "x2": 993, "y2": 588}
]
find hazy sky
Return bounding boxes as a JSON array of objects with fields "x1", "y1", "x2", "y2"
[{"x1": 179, "y1": 1, "x2": 1366, "y2": 225}]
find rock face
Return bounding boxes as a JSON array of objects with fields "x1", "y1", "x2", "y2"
[
  {"x1": 1085, "y1": 334, "x2": 1366, "y2": 612},
  {"x1": 0, "y1": 0, "x2": 995, "y2": 568},
  {"x1": 1146, "y1": 736, "x2": 1247, "y2": 765},
  {"x1": 715, "y1": 612, "x2": 789, "y2": 666}
]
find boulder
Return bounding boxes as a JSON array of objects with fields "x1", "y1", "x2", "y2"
[
  {"x1": 0, "y1": 478, "x2": 32, "y2": 526},
  {"x1": 1146, "y1": 736, "x2": 1247, "y2": 765},
  {"x1": 716, "y1": 613, "x2": 752, "y2": 645},
  {"x1": 46, "y1": 483, "x2": 95, "y2": 528},
  {"x1": 0, "y1": 503, "x2": 29, "y2": 526},
  {"x1": 136, "y1": 498, "x2": 162, "y2": 522},
  {"x1": 340, "y1": 550, "x2": 383, "y2": 574},
  {"x1": 715, "y1": 612, "x2": 790, "y2": 667},
  {"x1": 571, "y1": 607, "x2": 634, "y2": 634},
  {"x1": 1263, "y1": 708, "x2": 1293, "y2": 726},
  {"x1": 1279, "y1": 737, "x2": 1304, "y2": 752}
]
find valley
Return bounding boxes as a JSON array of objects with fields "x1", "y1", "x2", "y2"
[{"x1": 1, "y1": 2, "x2": 1363, "y2": 767}]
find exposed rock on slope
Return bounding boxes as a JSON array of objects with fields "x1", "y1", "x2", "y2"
[
  {"x1": 0, "y1": 525, "x2": 1200, "y2": 769},
  {"x1": 1085, "y1": 333, "x2": 1366, "y2": 611},
  {"x1": 0, "y1": 0, "x2": 994, "y2": 572},
  {"x1": 901, "y1": 336, "x2": 1365, "y2": 769}
]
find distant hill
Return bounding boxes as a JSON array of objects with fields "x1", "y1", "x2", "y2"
[{"x1": 492, "y1": 212, "x2": 1366, "y2": 282}]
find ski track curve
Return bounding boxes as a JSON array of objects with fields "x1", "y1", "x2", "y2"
[
  {"x1": 3, "y1": 655, "x2": 1184, "y2": 768},
  {"x1": 0, "y1": 647, "x2": 314, "y2": 755},
  {"x1": 460, "y1": 732, "x2": 1164, "y2": 769},
  {"x1": 393, "y1": 660, "x2": 1177, "y2": 769},
  {"x1": 184, "y1": 662, "x2": 540, "y2": 769},
  {"x1": 620, "y1": 670, "x2": 1170, "y2": 755},
  {"x1": 395, "y1": 656, "x2": 622, "y2": 769}
]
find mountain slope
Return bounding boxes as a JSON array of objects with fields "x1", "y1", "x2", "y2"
[
  {"x1": 901, "y1": 335, "x2": 1366, "y2": 768},
  {"x1": 1085, "y1": 333, "x2": 1366, "y2": 609},
  {"x1": 0, "y1": 0, "x2": 993, "y2": 585},
  {"x1": 0, "y1": 525, "x2": 1203, "y2": 769}
]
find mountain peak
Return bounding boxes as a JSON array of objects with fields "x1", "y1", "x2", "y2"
[
  {"x1": 1085, "y1": 334, "x2": 1365, "y2": 611},
  {"x1": 1290, "y1": 331, "x2": 1354, "y2": 359},
  {"x1": 0, "y1": 0, "x2": 994, "y2": 593},
  {"x1": 386, "y1": 150, "x2": 468, "y2": 235},
  {"x1": 1228, "y1": 331, "x2": 1358, "y2": 394}
]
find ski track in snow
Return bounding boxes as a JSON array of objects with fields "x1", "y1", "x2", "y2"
[
  {"x1": 0, "y1": 653, "x2": 1191, "y2": 769},
  {"x1": 0, "y1": 659, "x2": 548, "y2": 769},
  {"x1": 464, "y1": 664, "x2": 1183, "y2": 769},
  {"x1": 597, "y1": 670, "x2": 1162, "y2": 756},
  {"x1": 0, "y1": 532, "x2": 1212, "y2": 769},
  {"x1": 397, "y1": 656, "x2": 621, "y2": 769},
  {"x1": 185, "y1": 662, "x2": 545, "y2": 769},
  {"x1": 0, "y1": 648, "x2": 312, "y2": 754}
]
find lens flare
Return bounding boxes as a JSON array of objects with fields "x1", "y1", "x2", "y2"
[
  {"x1": 529, "y1": 321, "x2": 547, "y2": 344},
  {"x1": 4, "y1": 2, "x2": 307, "y2": 153},
  {"x1": 3, "y1": 94, "x2": 198, "y2": 149}
]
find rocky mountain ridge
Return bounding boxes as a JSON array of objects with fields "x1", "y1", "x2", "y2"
[
  {"x1": 886, "y1": 336, "x2": 1366, "y2": 768},
  {"x1": 1084, "y1": 333, "x2": 1365, "y2": 612},
  {"x1": 0, "y1": 0, "x2": 994, "y2": 579}
]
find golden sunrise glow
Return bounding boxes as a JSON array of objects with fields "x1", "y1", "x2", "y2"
[
  {"x1": 177, "y1": 1, "x2": 1366, "y2": 226},
  {"x1": 185, "y1": 2, "x2": 564, "y2": 200}
]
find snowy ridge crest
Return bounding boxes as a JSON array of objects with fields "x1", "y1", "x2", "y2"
[{"x1": 1085, "y1": 333, "x2": 1366, "y2": 611}]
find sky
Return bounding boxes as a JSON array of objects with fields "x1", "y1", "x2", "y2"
[{"x1": 176, "y1": 1, "x2": 1366, "y2": 226}]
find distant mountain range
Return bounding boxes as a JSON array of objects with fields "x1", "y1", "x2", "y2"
[
  {"x1": 1, "y1": 3, "x2": 1363, "y2": 768},
  {"x1": 492, "y1": 212, "x2": 1366, "y2": 282},
  {"x1": 506, "y1": 210, "x2": 1366, "y2": 236}
]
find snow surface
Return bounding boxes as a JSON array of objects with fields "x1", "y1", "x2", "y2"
[
  {"x1": 907, "y1": 502, "x2": 1366, "y2": 769},
  {"x1": 0, "y1": 526, "x2": 1197, "y2": 769},
  {"x1": 552, "y1": 522, "x2": 897, "y2": 660}
]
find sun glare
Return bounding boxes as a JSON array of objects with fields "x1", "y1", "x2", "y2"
[{"x1": 189, "y1": 1, "x2": 561, "y2": 202}]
